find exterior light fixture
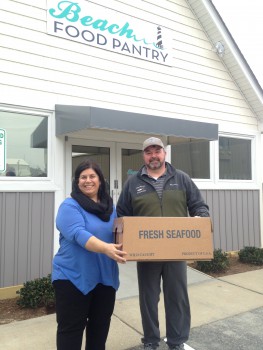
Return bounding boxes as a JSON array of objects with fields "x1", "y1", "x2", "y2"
[{"x1": 212, "y1": 41, "x2": 225, "y2": 57}]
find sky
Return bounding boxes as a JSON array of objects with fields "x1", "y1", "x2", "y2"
[{"x1": 211, "y1": 0, "x2": 263, "y2": 88}]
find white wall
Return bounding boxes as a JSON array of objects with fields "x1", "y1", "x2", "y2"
[
  {"x1": 0, "y1": 0, "x2": 259, "y2": 135},
  {"x1": 0, "y1": 0, "x2": 262, "y2": 253}
]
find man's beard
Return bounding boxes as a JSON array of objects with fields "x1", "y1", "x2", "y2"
[{"x1": 147, "y1": 159, "x2": 163, "y2": 170}]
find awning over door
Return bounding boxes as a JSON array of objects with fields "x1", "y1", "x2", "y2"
[{"x1": 55, "y1": 105, "x2": 218, "y2": 143}]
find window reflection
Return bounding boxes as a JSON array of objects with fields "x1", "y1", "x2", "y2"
[
  {"x1": 219, "y1": 137, "x2": 251, "y2": 180},
  {"x1": 121, "y1": 149, "x2": 141, "y2": 186},
  {"x1": 171, "y1": 141, "x2": 210, "y2": 179},
  {"x1": 0, "y1": 111, "x2": 48, "y2": 177}
]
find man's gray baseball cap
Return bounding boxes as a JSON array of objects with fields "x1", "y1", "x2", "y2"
[{"x1": 142, "y1": 137, "x2": 165, "y2": 151}]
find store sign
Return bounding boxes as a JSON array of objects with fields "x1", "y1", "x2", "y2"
[
  {"x1": 0, "y1": 129, "x2": 6, "y2": 173},
  {"x1": 47, "y1": 0, "x2": 173, "y2": 65}
]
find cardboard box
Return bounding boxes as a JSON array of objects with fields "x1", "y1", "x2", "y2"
[{"x1": 114, "y1": 217, "x2": 213, "y2": 261}]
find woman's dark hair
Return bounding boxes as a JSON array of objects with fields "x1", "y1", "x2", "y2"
[{"x1": 73, "y1": 159, "x2": 107, "y2": 200}]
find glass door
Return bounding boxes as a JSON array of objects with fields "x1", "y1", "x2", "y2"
[
  {"x1": 66, "y1": 139, "x2": 142, "y2": 204},
  {"x1": 72, "y1": 143, "x2": 111, "y2": 190},
  {"x1": 116, "y1": 142, "x2": 143, "y2": 195},
  {"x1": 66, "y1": 139, "x2": 116, "y2": 200}
]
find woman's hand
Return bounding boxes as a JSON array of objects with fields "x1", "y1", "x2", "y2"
[
  {"x1": 85, "y1": 236, "x2": 127, "y2": 263},
  {"x1": 103, "y1": 243, "x2": 127, "y2": 263}
]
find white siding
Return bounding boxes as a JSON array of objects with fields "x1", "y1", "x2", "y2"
[{"x1": 0, "y1": 0, "x2": 258, "y2": 132}]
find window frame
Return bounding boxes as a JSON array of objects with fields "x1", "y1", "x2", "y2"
[
  {"x1": 168, "y1": 140, "x2": 214, "y2": 185},
  {"x1": 215, "y1": 133, "x2": 256, "y2": 187},
  {"x1": 168, "y1": 133, "x2": 257, "y2": 191},
  {"x1": 0, "y1": 106, "x2": 54, "y2": 190}
]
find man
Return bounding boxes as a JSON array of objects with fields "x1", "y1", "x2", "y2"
[{"x1": 117, "y1": 137, "x2": 210, "y2": 350}]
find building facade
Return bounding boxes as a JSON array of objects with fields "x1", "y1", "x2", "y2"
[{"x1": 0, "y1": 0, "x2": 262, "y2": 293}]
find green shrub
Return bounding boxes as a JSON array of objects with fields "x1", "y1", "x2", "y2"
[
  {"x1": 16, "y1": 274, "x2": 55, "y2": 309},
  {"x1": 239, "y1": 246, "x2": 263, "y2": 265},
  {"x1": 195, "y1": 249, "x2": 230, "y2": 273}
]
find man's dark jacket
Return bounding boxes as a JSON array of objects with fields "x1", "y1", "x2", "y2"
[{"x1": 117, "y1": 162, "x2": 209, "y2": 218}]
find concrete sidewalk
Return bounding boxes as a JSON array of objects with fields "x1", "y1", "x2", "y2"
[{"x1": 0, "y1": 263, "x2": 263, "y2": 350}]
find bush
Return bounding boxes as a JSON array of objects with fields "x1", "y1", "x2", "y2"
[
  {"x1": 239, "y1": 246, "x2": 263, "y2": 265},
  {"x1": 195, "y1": 249, "x2": 230, "y2": 273},
  {"x1": 16, "y1": 274, "x2": 55, "y2": 309}
]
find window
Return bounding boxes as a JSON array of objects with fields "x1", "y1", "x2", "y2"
[
  {"x1": 171, "y1": 141, "x2": 210, "y2": 179},
  {"x1": 219, "y1": 137, "x2": 251, "y2": 180},
  {"x1": 0, "y1": 111, "x2": 48, "y2": 177}
]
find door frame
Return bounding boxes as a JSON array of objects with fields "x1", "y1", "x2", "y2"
[
  {"x1": 65, "y1": 138, "x2": 117, "y2": 198},
  {"x1": 65, "y1": 138, "x2": 142, "y2": 203},
  {"x1": 116, "y1": 141, "x2": 142, "y2": 191}
]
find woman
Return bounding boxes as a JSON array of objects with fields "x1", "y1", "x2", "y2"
[{"x1": 52, "y1": 159, "x2": 127, "y2": 350}]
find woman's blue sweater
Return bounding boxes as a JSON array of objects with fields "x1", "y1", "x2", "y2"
[{"x1": 52, "y1": 198, "x2": 119, "y2": 295}]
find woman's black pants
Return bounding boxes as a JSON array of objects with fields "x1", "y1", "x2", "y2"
[{"x1": 53, "y1": 280, "x2": 116, "y2": 350}]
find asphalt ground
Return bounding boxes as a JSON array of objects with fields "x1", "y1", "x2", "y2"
[{"x1": 0, "y1": 263, "x2": 262, "y2": 350}]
